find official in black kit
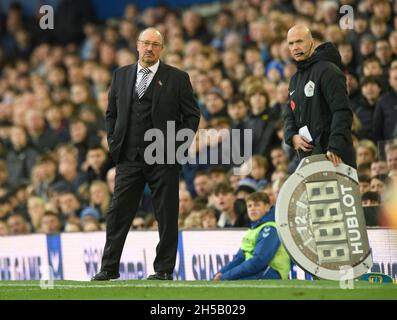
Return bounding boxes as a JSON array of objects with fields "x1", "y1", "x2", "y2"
[
  {"x1": 284, "y1": 24, "x2": 356, "y2": 168},
  {"x1": 92, "y1": 28, "x2": 200, "y2": 281}
]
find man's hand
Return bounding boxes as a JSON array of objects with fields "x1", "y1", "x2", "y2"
[
  {"x1": 292, "y1": 134, "x2": 314, "y2": 152},
  {"x1": 213, "y1": 272, "x2": 222, "y2": 281},
  {"x1": 326, "y1": 150, "x2": 342, "y2": 166}
]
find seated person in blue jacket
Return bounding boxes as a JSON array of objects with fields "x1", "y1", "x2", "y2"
[{"x1": 214, "y1": 192, "x2": 291, "y2": 280}]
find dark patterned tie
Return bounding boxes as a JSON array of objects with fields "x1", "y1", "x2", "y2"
[{"x1": 136, "y1": 67, "x2": 151, "y2": 99}]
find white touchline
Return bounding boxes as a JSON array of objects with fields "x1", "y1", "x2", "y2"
[{"x1": 0, "y1": 283, "x2": 380, "y2": 290}]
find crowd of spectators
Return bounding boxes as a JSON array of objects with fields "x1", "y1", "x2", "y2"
[{"x1": 0, "y1": 0, "x2": 396, "y2": 236}]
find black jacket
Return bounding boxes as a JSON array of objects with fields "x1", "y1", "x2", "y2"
[
  {"x1": 354, "y1": 95, "x2": 377, "y2": 142},
  {"x1": 28, "y1": 127, "x2": 60, "y2": 153},
  {"x1": 246, "y1": 111, "x2": 279, "y2": 157},
  {"x1": 373, "y1": 90, "x2": 397, "y2": 142},
  {"x1": 6, "y1": 146, "x2": 39, "y2": 187},
  {"x1": 283, "y1": 42, "x2": 356, "y2": 168},
  {"x1": 106, "y1": 62, "x2": 201, "y2": 164}
]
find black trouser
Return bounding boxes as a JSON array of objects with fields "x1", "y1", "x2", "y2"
[{"x1": 100, "y1": 154, "x2": 180, "y2": 274}]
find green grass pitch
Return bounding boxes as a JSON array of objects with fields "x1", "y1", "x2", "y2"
[{"x1": 0, "y1": 280, "x2": 396, "y2": 300}]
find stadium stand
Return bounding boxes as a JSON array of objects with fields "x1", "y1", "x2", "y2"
[{"x1": 0, "y1": 0, "x2": 396, "y2": 237}]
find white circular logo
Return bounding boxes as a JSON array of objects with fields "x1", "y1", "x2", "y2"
[{"x1": 304, "y1": 80, "x2": 315, "y2": 97}]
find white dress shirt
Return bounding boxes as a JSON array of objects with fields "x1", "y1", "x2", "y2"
[{"x1": 135, "y1": 60, "x2": 160, "y2": 90}]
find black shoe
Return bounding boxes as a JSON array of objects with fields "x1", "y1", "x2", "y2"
[
  {"x1": 91, "y1": 271, "x2": 120, "y2": 281},
  {"x1": 147, "y1": 272, "x2": 173, "y2": 280}
]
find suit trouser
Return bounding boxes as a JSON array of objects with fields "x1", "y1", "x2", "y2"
[{"x1": 100, "y1": 155, "x2": 180, "y2": 274}]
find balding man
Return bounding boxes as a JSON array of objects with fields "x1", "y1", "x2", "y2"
[
  {"x1": 284, "y1": 25, "x2": 355, "y2": 168},
  {"x1": 92, "y1": 28, "x2": 200, "y2": 281}
]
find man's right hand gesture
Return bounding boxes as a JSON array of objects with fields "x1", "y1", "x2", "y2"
[{"x1": 292, "y1": 134, "x2": 314, "y2": 152}]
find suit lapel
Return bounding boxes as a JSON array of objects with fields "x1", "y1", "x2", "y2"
[
  {"x1": 126, "y1": 64, "x2": 137, "y2": 110},
  {"x1": 152, "y1": 61, "x2": 169, "y2": 111}
]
